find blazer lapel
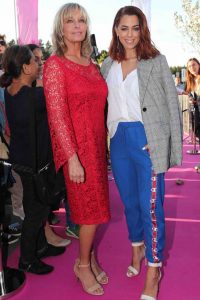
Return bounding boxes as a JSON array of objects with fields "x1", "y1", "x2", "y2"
[
  {"x1": 101, "y1": 57, "x2": 113, "y2": 79},
  {"x1": 137, "y1": 59, "x2": 153, "y2": 106}
]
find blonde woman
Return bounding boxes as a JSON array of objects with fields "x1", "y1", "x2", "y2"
[{"x1": 43, "y1": 3, "x2": 110, "y2": 296}]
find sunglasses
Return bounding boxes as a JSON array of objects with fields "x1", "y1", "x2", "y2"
[{"x1": 0, "y1": 41, "x2": 6, "y2": 46}]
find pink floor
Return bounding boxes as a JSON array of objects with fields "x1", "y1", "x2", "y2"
[{"x1": 8, "y1": 141, "x2": 200, "y2": 300}]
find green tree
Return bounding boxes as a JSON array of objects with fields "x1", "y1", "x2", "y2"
[
  {"x1": 8, "y1": 39, "x2": 16, "y2": 47},
  {"x1": 174, "y1": 0, "x2": 200, "y2": 54},
  {"x1": 97, "y1": 50, "x2": 108, "y2": 65},
  {"x1": 39, "y1": 39, "x2": 52, "y2": 60},
  {"x1": 170, "y1": 66, "x2": 185, "y2": 76}
]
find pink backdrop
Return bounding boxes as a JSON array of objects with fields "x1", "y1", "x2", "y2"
[{"x1": 16, "y1": 0, "x2": 39, "y2": 45}]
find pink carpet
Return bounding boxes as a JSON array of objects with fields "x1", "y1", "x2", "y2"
[{"x1": 8, "y1": 141, "x2": 200, "y2": 300}]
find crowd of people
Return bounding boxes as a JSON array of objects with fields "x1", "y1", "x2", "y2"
[{"x1": 0, "y1": 3, "x2": 199, "y2": 300}]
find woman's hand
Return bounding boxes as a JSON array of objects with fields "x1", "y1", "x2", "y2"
[
  {"x1": 68, "y1": 153, "x2": 85, "y2": 183},
  {"x1": 142, "y1": 144, "x2": 149, "y2": 151},
  {"x1": 36, "y1": 79, "x2": 43, "y2": 87},
  {"x1": 142, "y1": 144, "x2": 150, "y2": 155}
]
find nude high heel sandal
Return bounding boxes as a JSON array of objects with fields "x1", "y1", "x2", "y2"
[
  {"x1": 91, "y1": 251, "x2": 109, "y2": 285},
  {"x1": 127, "y1": 242, "x2": 146, "y2": 277},
  {"x1": 73, "y1": 259, "x2": 104, "y2": 296}
]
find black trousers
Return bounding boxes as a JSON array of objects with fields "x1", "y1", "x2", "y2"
[
  {"x1": 19, "y1": 173, "x2": 49, "y2": 262},
  {"x1": 190, "y1": 104, "x2": 200, "y2": 138}
]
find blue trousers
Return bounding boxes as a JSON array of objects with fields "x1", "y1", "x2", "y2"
[{"x1": 110, "y1": 122, "x2": 165, "y2": 264}]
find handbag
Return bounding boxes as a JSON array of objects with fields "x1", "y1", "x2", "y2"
[{"x1": 28, "y1": 88, "x2": 56, "y2": 205}]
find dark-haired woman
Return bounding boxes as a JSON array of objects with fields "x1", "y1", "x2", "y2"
[
  {"x1": 0, "y1": 45, "x2": 65, "y2": 275},
  {"x1": 101, "y1": 6, "x2": 182, "y2": 300},
  {"x1": 26, "y1": 43, "x2": 72, "y2": 248}
]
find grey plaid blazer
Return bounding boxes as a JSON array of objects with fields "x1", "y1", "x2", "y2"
[{"x1": 101, "y1": 55, "x2": 183, "y2": 174}]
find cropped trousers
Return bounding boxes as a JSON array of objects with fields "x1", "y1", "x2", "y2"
[{"x1": 110, "y1": 122, "x2": 165, "y2": 264}]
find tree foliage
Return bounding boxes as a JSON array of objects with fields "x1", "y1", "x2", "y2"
[
  {"x1": 39, "y1": 40, "x2": 52, "y2": 60},
  {"x1": 7, "y1": 39, "x2": 16, "y2": 47},
  {"x1": 174, "y1": 0, "x2": 200, "y2": 54},
  {"x1": 170, "y1": 65, "x2": 185, "y2": 76},
  {"x1": 5, "y1": 39, "x2": 53, "y2": 61},
  {"x1": 97, "y1": 50, "x2": 108, "y2": 65}
]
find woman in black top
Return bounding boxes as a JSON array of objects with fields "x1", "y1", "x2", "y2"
[
  {"x1": 5, "y1": 86, "x2": 52, "y2": 168},
  {"x1": 0, "y1": 45, "x2": 65, "y2": 274}
]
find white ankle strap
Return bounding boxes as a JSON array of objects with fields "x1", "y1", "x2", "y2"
[
  {"x1": 131, "y1": 241, "x2": 144, "y2": 247},
  {"x1": 127, "y1": 265, "x2": 139, "y2": 276},
  {"x1": 148, "y1": 262, "x2": 162, "y2": 267},
  {"x1": 141, "y1": 294, "x2": 156, "y2": 300}
]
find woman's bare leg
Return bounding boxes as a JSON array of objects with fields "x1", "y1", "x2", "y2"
[
  {"x1": 75, "y1": 224, "x2": 103, "y2": 293},
  {"x1": 45, "y1": 222, "x2": 70, "y2": 246},
  {"x1": 141, "y1": 266, "x2": 161, "y2": 299}
]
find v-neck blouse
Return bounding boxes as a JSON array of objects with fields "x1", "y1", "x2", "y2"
[{"x1": 106, "y1": 61, "x2": 143, "y2": 138}]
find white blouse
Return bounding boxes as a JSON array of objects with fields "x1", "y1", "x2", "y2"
[
  {"x1": 106, "y1": 61, "x2": 143, "y2": 138},
  {"x1": 194, "y1": 78, "x2": 200, "y2": 96}
]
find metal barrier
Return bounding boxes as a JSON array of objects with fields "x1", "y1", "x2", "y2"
[
  {"x1": 178, "y1": 95, "x2": 190, "y2": 134},
  {"x1": 0, "y1": 161, "x2": 26, "y2": 299}
]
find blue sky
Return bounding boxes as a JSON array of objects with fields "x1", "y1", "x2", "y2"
[{"x1": 0, "y1": 0, "x2": 199, "y2": 66}]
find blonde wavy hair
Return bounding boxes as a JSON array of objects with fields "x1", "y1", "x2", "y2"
[{"x1": 52, "y1": 3, "x2": 92, "y2": 57}]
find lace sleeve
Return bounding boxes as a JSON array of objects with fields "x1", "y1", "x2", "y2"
[{"x1": 43, "y1": 56, "x2": 78, "y2": 171}]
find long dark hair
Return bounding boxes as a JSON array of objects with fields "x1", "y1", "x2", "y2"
[
  {"x1": 0, "y1": 45, "x2": 32, "y2": 87},
  {"x1": 185, "y1": 58, "x2": 200, "y2": 93},
  {"x1": 109, "y1": 6, "x2": 160, "y2": 61}
]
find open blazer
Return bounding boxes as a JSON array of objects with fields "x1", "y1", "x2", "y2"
[{"x1": 101, "y1": 55, "x2": 182, "y2": 174}]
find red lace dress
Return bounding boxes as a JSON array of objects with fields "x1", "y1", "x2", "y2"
[{"x1": 43, "y1": 55, "x2": 110, "y2": 225}]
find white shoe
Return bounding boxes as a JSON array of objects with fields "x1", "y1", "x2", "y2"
[
  {"x1": 141, "y1": 295, "x2": 156, "y2": 300},
  {"x1": 140, "y1": 269, "x2": 162, "y2": 300},
  {"x1": 126, "y1": 242, "x2": 145, "y2": 277}
]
